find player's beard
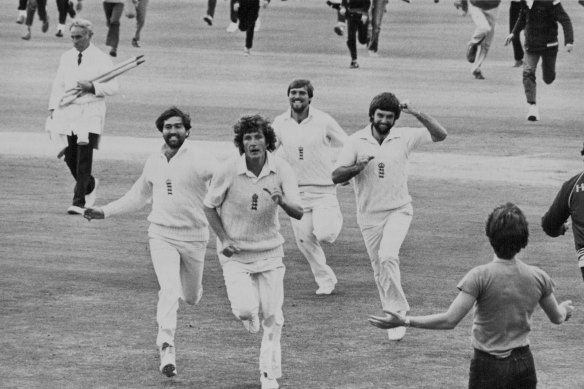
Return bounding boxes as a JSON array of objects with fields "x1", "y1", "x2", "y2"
[
  {"x1": 164, "y1": 134, "x2": 185, "y2": 149},
  {"x1": 290, "y1": 100, "x2": 309, "y2": 114},
  {"x1": 372, "y1": 120, "x2": 392, "y2": 135}
]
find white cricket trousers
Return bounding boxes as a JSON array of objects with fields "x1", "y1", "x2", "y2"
[
  {"x1": 468, "y1": 4, "x2": 499, "y2": 73},
  {"x1": 290, "y1": 192, "x2": 342, "y2": 289},
  {"x1": 148, "y1": 234, "x2": 207, "y2": 348},
  {"x1": 221, "y1": 257, "x2": 285, "y2": 379},
  {"x1": 359, "y1": 203, "x2": 413, "y2": 313}
]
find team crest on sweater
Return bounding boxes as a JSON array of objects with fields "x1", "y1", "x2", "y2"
[{"x1": 378, "y1": 162, "x2": 385, "y2": 178}]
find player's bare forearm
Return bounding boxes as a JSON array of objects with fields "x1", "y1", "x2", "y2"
[
  {"x1": 279, "y1": 198, "x2": 303, "y2": 220},
  {"x1": 332, "y1": 165, "x2": 360, "y2": 184},
  {"x1": 410, "y1": 111, "x2": 447, "y2": 142},
  {"x1": 203, "y1": 206, "x2": 230, "y2": 243}
]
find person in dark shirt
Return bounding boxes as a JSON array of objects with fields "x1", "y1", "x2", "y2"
[
  {"x1": 505, "y1": 0, "x2": 573, "y2": 122},
  {"x1": 234, "y1": 0, "x2": 268, "y2": 55},
  {"x1": 542, "y1": 143, "x2": 584, "y2": 282},
  {"x1": 339, "y1": 0, "x2": 371, "y2": 68}
]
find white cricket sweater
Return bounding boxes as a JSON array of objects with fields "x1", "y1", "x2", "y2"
[
  {"x1": 204, "y1": 152, "x2": 301, "y2": 263},
  {"x1": 102, "y1": 141, "x2": 215, "y2": 241},
  {"x1": 273, "y1": 107, "x2": 348, "y2": 194},
  {"x1": 335, "y1": 125, "x2": 432, "y2": 225}
]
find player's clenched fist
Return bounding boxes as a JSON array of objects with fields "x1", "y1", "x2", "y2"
[
  {"x1": 263, "y1": 187, "x2": 283, "y2": 205},
  {"x1": 355, "y1": 155, "x2": 374, "y2": 171}
]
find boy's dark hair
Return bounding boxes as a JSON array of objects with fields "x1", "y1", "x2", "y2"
[
  {"x1": 485, "y1": 203, "x2": 529, "y2": 260},
  {"x1": 368, "y1": 92, "x2": 401, "y2": 122},
  {"x1": 287, "y1": 79, "x2": 314, "y2": 99},
  {"x1": 233, "y1": 114, "x2": 277, "y2": 155},
  {"x1": 155, "y1": 106, "x2": 192, "y2": 132}
]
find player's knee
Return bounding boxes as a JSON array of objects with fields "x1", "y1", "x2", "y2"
[
  {"x1": 543, "y1": 73, "x2": 555, "y2": 84},
  {"x1": 379, "y1": 255, "x2": 399, "y2": 266},
  {"x1": 522, "y1": 69, "x2": 535, "y2": 80},
  {"x1": 235, "y1": 306, "x2": 256, "y2": 320},
  {"x1": 263, "y1": 312, "x2": 284, "y2": 327},
  {"x1": 183, "y1": 288, "x2": 203, "y2": 305},
  {"x1": 314, "y1": 229, "x2": 339, "y2": 244}
]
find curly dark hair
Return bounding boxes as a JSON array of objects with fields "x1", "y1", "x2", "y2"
[
  {"x1": 485, "y1": 202, "x2": 529, "y2": 260},
  {"x1": 155, "y1": 106, "x2": 192, "y2": 132},
  {"x1": 368, "y1": 92, "x2": 401, "y2": 122},
  {"x1": 233, "y1": 114, "x2": 277, "y2": 155}
]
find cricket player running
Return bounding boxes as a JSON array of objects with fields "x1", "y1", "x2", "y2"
[
  {"x1": 84, "y1": 107, "x2": 216, "y2": 378},
  {"x1": 204, "y1": 114, "x2": 303, "y2": 389},
  {"x1": 332, "y1": 92, "x2": 447, "y2": 341},
  {"x1": 272, "y1": 79, "x2": 348, "y2": 295}
]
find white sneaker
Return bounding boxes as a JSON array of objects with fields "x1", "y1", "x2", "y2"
[
  {"x1": 243, "y1": 47, "x2": 251, "y2": 56},
  {"x1": 85, "y1": 178, "x2": 99, "y2": 208},
  {"x1": 242, "y1": 313, "x2": 260, "y2": 333},
  {"x1": 254, "y1": 17, "x2": 261, "y2": 32},
  {"x1": 387, "y1": 326, "x2": 406, "y2": 341},
  {"x1": 16, "y1": 10, "x2": 26, "y2": 24},
  {"x1": 315, "y1": 284, "x2": 335, "y2": 295},
  {"x1": 527, "y1": 104, "x2": 539, "y2": 122},
  {"x1": 368, "y1": 50, "x2": 379, "y2": 57},
  {"x1": 67, "y1": 205, "x2": 86, "y2": 215},
  {"x1": 159, "y1": 342, "x2": 177, "y2": 377},
  {"x1": 226, "y1": 21, "x2": 238, "y2": 33},
  {"x1": 260, "y1": 373, "x2": 279, "y2": 389}
]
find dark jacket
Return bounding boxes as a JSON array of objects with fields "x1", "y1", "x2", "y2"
[
  {"x1": 342, "y1": 0, "x2": 370, "y2": 14},
  {"x1": 512, "y1": 0, "x2": 573, "y2": 52},
  {"x1": 542, "y1": 170, "x2": 584, "y2": 281},
  {"x1": 469, "y1": 0, "x2": 501, "y2": 10}
]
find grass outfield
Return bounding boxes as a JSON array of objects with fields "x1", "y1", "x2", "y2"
[{"x1": 1, "y1": 0, "x2": 584, "y2": 388}]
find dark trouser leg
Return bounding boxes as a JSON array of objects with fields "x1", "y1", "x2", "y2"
[
  {"x1": 64, "y1": 134, "x2": 79, "y2": 181},
  {"x1": 56, "y1": 0, "x2": 68, "y2": 24},
  {"x1": 239, "y1": 3, "x2": 258, "y2": 49},
  {"x1": 206, "y1": 0, "x2": 217, "y2": 17},
  {"x1": 19, "y1": 0, "x2": 28, "y2": 10},
  {"x1": 73, "y1": 143, "x2": 93, "y2": 207},
  {"x1": 509, "y1": 2, "x2": 523, "y2": 61},
  {"x1": 230, "y1": 0, "x2": 238, "y2": 23},
  {"x1": 25, "y1": 0, "x2": 37, "y2": 26},
  {"x1": 65, "y1": 133, "x2": 96, "y2": 206},
  {"x1": 245, "y1": 25, "x2": 255, "y2": 49},
  {"x1": 36, "y1": 0, "x2": 47, "y2": 21},
  {"x1": 135, "y1": 0, "x2": 149, "y2": 40},
  {"x1": 369, "y1": 0, "x2": 384, "y2": 52},
  {"x1": 104, "y1": 2, "x2": 124, "y2": 50},
  {"x1": 541, "y1": 48, "x2": 557, "y2": 85},
  {"x1": 522, "y1": 51, "x2": 540, "y2": 105},
  {"x1": 336, "y1": 9, "x2": 345, "y2": 23},
  {"x1": 346, "y1": 15, "x2": 358, "y2": 60},
  {"x1": 357, "y1": 17, "x2": 368, "y2": 45}
]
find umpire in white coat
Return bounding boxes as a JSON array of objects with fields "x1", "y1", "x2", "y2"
[{"x1": 48, "y1": 18, "x2": 119, "y2": 215}]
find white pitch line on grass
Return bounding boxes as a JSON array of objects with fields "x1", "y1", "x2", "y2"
[{"x1": 0, "y1": 132, "x2": 580, "y2": 187}]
